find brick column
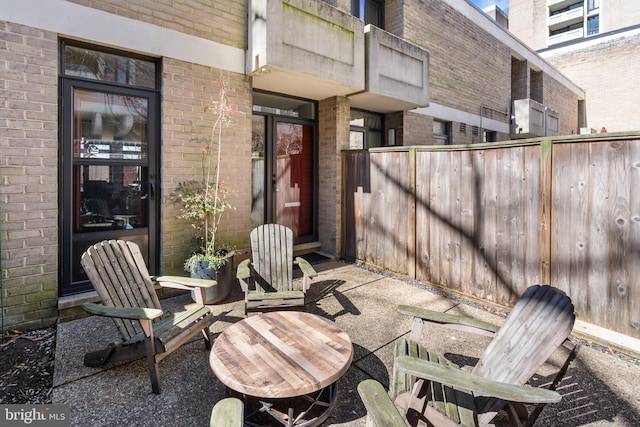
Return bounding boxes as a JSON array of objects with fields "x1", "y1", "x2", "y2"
[{"x1": 318, "y1": 96, "x2": 350, "y2": 257}]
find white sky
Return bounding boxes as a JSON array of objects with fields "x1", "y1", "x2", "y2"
[{"x1": 469, "y1": 0, "x2": 510, "y2": 14}]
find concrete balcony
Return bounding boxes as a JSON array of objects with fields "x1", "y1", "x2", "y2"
[
  {"x1": 548, "y1": 26, "x2": 584, "y2": 45},
  {"x1": 349, "y1": 25, "x2": 430, "y2": 113},
  {"x1": 248, "y1": 0, "x2": 429, "y2": 112},
  {"x1": 248, "y1": 0, "x2": 365, "y2": 101},
  {"x1": 511, "y1": 98, "x2": 560, "y2": 138},
  {"x1": 548, "y1": 5, "x2": 584, "y2": 30}
]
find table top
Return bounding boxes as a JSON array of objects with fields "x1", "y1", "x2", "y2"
[{"x1": 210, "y1": 311, "x2": 353, "y2": 399}]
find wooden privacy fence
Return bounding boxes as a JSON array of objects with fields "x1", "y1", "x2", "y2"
[{"x1": 342, "y1": 133, "x2": 640, "y2": 339}]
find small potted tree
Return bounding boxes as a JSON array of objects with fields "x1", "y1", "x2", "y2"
[{"x1": 171, "y1": 77, "x2": 237, "y2": 303}]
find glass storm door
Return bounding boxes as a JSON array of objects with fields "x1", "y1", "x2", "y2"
[
  {"x1": 60, "y1": 43, "x2": 159, "y2": 295},
  {"x1": 275, "y1": 121, "x2": 314, "y2": 238},
  {"x1": 251, "y1": 115, "x2": 316, "y2": 243}
]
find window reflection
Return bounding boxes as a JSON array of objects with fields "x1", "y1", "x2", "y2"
[
  {"x1": 73, "y1": 90, "x2": 148, "y2": 159},
  {"x1": 76, "y1": 165, "x2": 148, "y2": 233},
  {"x1": 64, "y1": 45, "x2": 156, "y2": 88}
]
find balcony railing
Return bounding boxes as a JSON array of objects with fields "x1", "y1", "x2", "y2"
[
  {"x1": 511, "y1": 98, "x2": 560, "y2": 138},
  {"x1": 548, "y1": 26, "x2": 584, "y2": 45},
  {"x1": 548, "y1": 5, "x2": 584, "y2": 29}
]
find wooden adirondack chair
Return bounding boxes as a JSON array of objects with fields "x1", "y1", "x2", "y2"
[
  {"x1": 236, "y1": 224, "x2": 318, "y2": 315},
  {"x1": 358, "y1": 284, "x2": 579, "y2": 427},
  {"x1": 80, "y1": 239, "x2": 216, "y2": 394},
  {"x1": 210, "y1": 398, "x2": 244, "y2": 427}
]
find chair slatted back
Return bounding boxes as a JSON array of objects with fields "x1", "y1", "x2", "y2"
[
  {"x1": 81, "y1": 240, "x2": 162, "y2": 341},
  {"x1": 472, "y1": 284, "x2": 575, "y2": 424},
  {"x1": 250, "y1": 224, "x2": 294, "y2": 293}
]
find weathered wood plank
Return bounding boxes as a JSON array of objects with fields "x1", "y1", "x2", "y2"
[
  {"x1": 586, "y1": 141, "x2": 610, "y2": 326},
  {"x1": 628, "y1": 140, "x2": 640, "y2": 338},
  {"x1": 524, "y1": 144, "x2": 541, "y2": 288},
  {"x1": 538, "y1": 140, "x2": 553, "y2": 284},
  {"x1": 608, "y1": 140, "x2": 631, "y2": 334},
  {"x1": 569, "y1": 142, "x2": 590, "y2": 316},
  {"x1": 210, "y1": 311, "x2": 353, "y2": 398},
  {"x1": 459, "y1": 149, "x2": 476, "y2": 294},
  {"x1": 415, "y1": 150, "x2": 432, "y2": 283}
]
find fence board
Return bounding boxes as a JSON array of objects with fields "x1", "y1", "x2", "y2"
[
  {"x1": 482, "y1": 148, "x2": 499, "y2": 303},
  {"x1": 585, "y1": 142, "x2": 610, "y2": 326},
  {"x1": 570, "y1": 142, "x2": 590, "y2": 317},
  {"x1": 608, "y1": 141, "x2": 631, "y2": 334},
  {"x1": 524, "y1": 145, "x2": 541, "y2": 289},
  {"x1": 459, "y1": 150, "x2": 476, "y2": 293},
  {"x1": 415, "y1": 151, "x2": 431, "y2": 281},
  {"x1": 629, "y1": 141, "x2": 640, "y2": 335}
]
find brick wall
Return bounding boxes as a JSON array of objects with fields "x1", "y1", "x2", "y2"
[
  {"x1": 403, "y1": 0, "x2": 512, "y2": 121},
  {"x1": 543, "y1": 33, "x2": 640, "y2": 132},
  {"x1": 511, "y1": 60, "x2": 529, "y2": 101},
  {"x1": 66, "y1": 0, "x2": 248, "y2": 49},
  {"x1": 161, "y1": 59, "x2": 252, "y2": 274},
  {"x1": 318, "y1": 96, "x2": 350, "y2": 256},
  {"x1": 402, "y1": 111, "x2": 430, "y2": 145},
  {"x1": 0, "y1": 21, "x2": 59, "y2": 331},
  {"x1": 542, "y1": 73, "x2": 580, "y2": 134}
]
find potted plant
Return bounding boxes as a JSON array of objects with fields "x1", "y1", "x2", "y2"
[{"x1": 171, "y1": 76, "x2": 237, "y2": 304}]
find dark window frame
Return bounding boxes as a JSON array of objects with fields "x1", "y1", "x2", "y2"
[{"x1": 59, "y1": 39, "x2": 161, "y2": 296}]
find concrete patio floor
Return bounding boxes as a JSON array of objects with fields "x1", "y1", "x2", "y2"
[{"x1": 52, "y1": 260, "x2": 640, "y2": 426}]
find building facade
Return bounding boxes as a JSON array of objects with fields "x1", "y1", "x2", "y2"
[
  {"x1": 0, "y1": 0, "x2": 584, "y2": 331},
  {"x1": 510, "y1": 0, "x2": 640, "y2": 132}
]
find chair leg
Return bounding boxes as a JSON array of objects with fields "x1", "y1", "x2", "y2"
[
  {"x1": 202, "y1": 326, "x2": 212, "y2": 350},
  {"x1": 141, "y1": 319, "x2": 161, "y2": 394}
]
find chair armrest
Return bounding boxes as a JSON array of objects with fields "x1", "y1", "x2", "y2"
[
  {"x1": 397, "y1": 305, "x2": 500, "y2": 335},
  {"x1": 295, "y1": 257, "x2": 318, "y2": 278},
  {"x1": 210, "y1": 397, "x2": 244, "y2": 427},
  {"x1": 357, "y1": 379, "x2": 407, "y2": 427},
  {"x1": 155, "y1": 275, "x2": 217, "y2": 289},
  {"x1": 395, "y1": 356, "x2": 561, "y2": 404},
  {"x1": 82, "y1": 302, "x2": 163, "y2": 321},
  {"x1": 236, "y1": 259, "x2": 251, "y2": 280}
]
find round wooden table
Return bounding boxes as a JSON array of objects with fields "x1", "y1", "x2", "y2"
[{"x1": 210, "y1": 311, "x2": 353, "y2": 426}]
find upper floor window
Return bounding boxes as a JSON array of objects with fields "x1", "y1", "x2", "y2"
[
  {"x1": 587, "y1": 0, "x2": 600, "y2": 12},
  {"x1": 351, "y1": 0, "x2": 384, "y2": 28},
  {"x1": 588, "y1": 15, "x2": 599, "y2": 35}
]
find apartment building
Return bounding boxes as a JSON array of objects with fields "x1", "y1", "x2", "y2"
[
  {"x1": 510, "y1": 0, "x2": 640, "y2": 132},
  {"x1": 0, "y1": 0, "x2": 584, "y2": 331}
]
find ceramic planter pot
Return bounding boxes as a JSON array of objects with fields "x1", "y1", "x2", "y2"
[{"x1": 189, "y1": 258, "x2": 233, "y2": 304}]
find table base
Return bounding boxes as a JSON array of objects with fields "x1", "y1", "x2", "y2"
[{"x1": 242, "y1": 382, "x2": 338, "y2": 427}]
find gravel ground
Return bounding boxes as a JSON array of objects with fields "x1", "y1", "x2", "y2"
[{"x1": 0, "y1": 327, "x2": 56, "y2": 404}]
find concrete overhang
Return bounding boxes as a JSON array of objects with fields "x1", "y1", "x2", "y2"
[
  {"x1": 248, "y1": 0, "x2": 429, "y2": 113},
  {"x1": 349, "y1": 25, "x2": 430, "y2": 113},
  {"x1": 248, "y1": 0, "x2": 365, "y2": 100}
]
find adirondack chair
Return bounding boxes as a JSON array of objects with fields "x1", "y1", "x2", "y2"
[
  {"x1": 80, "y1": 239, "x2": 216, "y2": 394},
  {"x1": 358, "y1": 284, "x2": 579, "y2": 427},
  {"x1": 210, "y1": 398, "x2": 244, "y2": 427},
  {"x1": 237, "y1": 224, "x2": 318, "y2": 315}
]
